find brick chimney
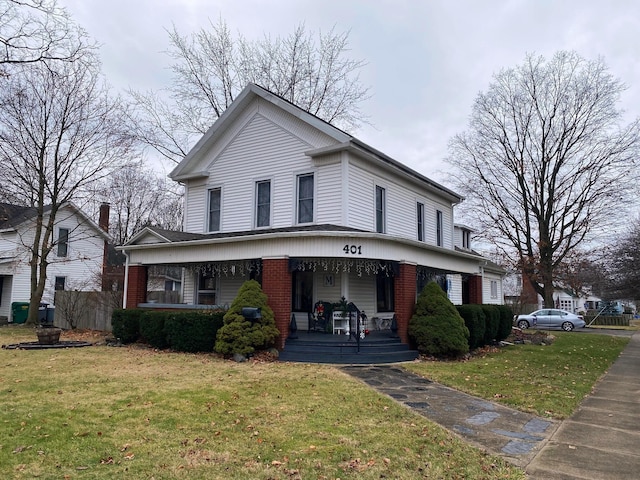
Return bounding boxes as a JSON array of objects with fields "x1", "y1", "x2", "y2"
[{"x1": 99, "y1": 203, "x2": 110, "y2": 233}]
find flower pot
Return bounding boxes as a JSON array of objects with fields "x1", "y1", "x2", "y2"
[{"x1": 36, "y1": 327, "x2": 61, "y2": 345}]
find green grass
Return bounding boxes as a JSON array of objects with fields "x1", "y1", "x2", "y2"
[
  {"x1": 405, "y1": 331, "x2": 629, "y2": 419},
  {"x1": 1, "y1": 326, "x2": 523, "y2": 479}
]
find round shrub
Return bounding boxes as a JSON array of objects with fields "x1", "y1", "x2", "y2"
[
  {"x1": 456, "y1": 305, "x2": 486, "y2": 349},
  {"x1": 408, "y1": 282, "x2": 469, "y2": 358},
  {"x1": 215, "y1": 280, "x2": 280, "y2": 356}
]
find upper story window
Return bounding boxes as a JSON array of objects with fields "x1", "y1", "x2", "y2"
[
  {"x1": 57, "y1": 228, "x2": 69, "y2": 257},
  {"x1": 55, "y1": 276, "x2": 66, "y2": 291},
  {"x1": 436, "y1": 210, "x2": 443, "y2": 247},
  {"x1": 417, "y1": 202, "x2": 424, "y2": 241},
  {"x1": 375, "y1": 185, "x2": 386, "y2": 233},
  {"x1": 208, "y1": 188, "x2": 221, "y2": 232},
  {"x1": 297, "y1": 173, "x2": 314, "y2": 224},
  {"x1": 490, "y1": 280, "x2": 498, "y2": 299},
  {"x1": 462, "y1": 229, "x2": 471, "y2": 249},
  {"x1": 256, "y1": 180, "x2": 271, "y2": 228}
]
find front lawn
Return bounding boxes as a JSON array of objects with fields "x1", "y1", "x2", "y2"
[
  {"x1": 405, "y1": 331, "x2": 629, "y2": 419},
  {"x1": 0, "y1": 326, "x2": 523, "y2": 479}
]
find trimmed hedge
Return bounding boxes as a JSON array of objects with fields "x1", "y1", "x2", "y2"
[
  {"x1": 139, "y1": 311, "x2": 171, "y2": 349},
  {"x1": 481, "y1": 305, "x2": 500, "y2": 344},
  {"x1": 112, "y1": 309, "x2": 143, "y2": 344},
  {"x1": 495, "y1": 304, "x2": 514, "y2": 342},
  {"x1": 165, "y1": 311, "x2": 225, "y2": 353},
  {"x1": 456, "y1": 305, "x2": 486, "y2": 349}
]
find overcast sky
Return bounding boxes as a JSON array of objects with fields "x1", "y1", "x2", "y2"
[{"x1": 60, "y1": 0, "x2": 640, "y2": 181}]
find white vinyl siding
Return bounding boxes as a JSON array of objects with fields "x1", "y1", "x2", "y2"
[{"x1": 483, "y1": 272, "x2": 503, "y2": 304}]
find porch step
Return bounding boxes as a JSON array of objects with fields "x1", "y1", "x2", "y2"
[{"x1": 278, "y1": 332, "x2": 419, "y2": 364}]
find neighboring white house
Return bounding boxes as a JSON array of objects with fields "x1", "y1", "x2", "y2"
[
  {"x1": 0, "y1": 202, "x2": 110, "y2": 322},
  {"x1": 120, "y1": 83, "x2": 504, "y2": 347}
]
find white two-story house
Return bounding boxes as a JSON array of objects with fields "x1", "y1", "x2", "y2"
[
  {"x1": 120, "y1": 84, "x2": 504, "y2": 347},
  {"x1": 0, "y1": 202, "x2": 110, "y2": 322}
]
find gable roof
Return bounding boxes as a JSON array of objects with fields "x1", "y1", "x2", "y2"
[
  {"x1": 0, "y1": 201, "x2": 111, "y2": 241},
  {"x1": 168, "y1": 83, "x2": 463, "y2": 203}
]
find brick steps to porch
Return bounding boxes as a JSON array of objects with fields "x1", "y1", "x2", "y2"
[{"x1": 278, "y1": 332, "x2": 419, "y2": 364}]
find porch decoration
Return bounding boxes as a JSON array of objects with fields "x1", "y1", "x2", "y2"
[
  {"x1": 289, "y1": 259, "x2": 399, "y2": 277},
  {"x1": 188, "y1": 260, "x2": 262, "y2": 278}
]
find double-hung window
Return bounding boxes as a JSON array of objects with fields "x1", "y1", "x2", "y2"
[
  {"x1": 208, "y1": 188, "x2": 221, "y2": 232},
  {"x1": 436, "y1": 210, "x2": 443, "y2": 247},
  {"x1": 297, "y1": 173, "x2": 314, "y2": 224},
  {"x1": 417, "y1": 202, "x2": 424, "y2": 241},
  {"x1": 256, "y1": 180, "x2": 271, "y2": 228},
  {"x1": 57, "y1": 228, "x2": 69, "y2": 257},
  {"x1": 375, "y1": 185, "x2": 386, "y2": 233}
]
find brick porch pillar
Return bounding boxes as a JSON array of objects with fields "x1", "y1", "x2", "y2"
[
  {"x1": 126, "y1": 265, "x2": 147, "y2": 308},
  {"x1": 261, "y1": 257, "x2": 291, "y2": 349},
  {"x1": 394, "y1": 262, "x2": 417, "y2": 344},
  {"x1": 468, "y1": 274, "x2": 483, "y2": 304}
]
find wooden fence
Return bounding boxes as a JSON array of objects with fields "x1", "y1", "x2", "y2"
[{"x1": 53, "y1": 291, "x2": 123, "y2": 332}]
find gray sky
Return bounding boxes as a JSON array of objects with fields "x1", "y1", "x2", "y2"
[{"x1": 61, "y1": 0, "x2": 640, "y2": 181}]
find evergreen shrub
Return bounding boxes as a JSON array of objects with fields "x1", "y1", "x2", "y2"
[
  {"x1": 215, "y1": 280, "x2": 280, "y2": 356},
  {"x1": 139, "y1": 311, "x2": 171, "y2": 349},
  {"x1": 408, "y1": 282, "x2": 469, "y2": 358},
  {"x1": 456, "y1": 305, "x2": 486, "y2": 349},
  {"x1": 495, "y1": 304, "x2": 514, "y2": 341},
  {"x1": 111, "y1": 309, "x2": 142, "y2": 344},
  {"x1": 165, "y1": 310, "x2": 225, "y2": 353},
  {"x1": 482, "y1": 305, "x2": 500, "y2": 344}
]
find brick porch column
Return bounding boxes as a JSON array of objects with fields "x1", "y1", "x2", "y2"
[
  {"x1": 126, "y1": 265, "x2": 147, "y2": 308},
  {"x1": 394, "y1": 262, "x2": 417, "y2": 344},
  {"x1": 468, "y1": 274, "x2": 483, "y2": 304},
  {"x1": 261, "y1": 257, "x2": 291, "y2": 349}
]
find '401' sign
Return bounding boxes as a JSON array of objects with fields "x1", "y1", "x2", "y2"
[{"x1": 343, "y1": 244, "x2": 362, "y2": 255}]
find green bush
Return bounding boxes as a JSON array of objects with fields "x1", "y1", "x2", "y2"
[
  {"x1": 408, "y1": 282, "x2": 469, "y2": 358},
  {"x1": 165, "y1": 311, "x2": 225, "y2": 353},
  {"x1": 481, "y1": 305, "x2": 500, "y2": 344},
  {"x1": 456, "y1": 305, "x2": 486, "y2": 349},
  {"x1": 215, "y1": 280, "x2": 280, "y2": 356},
  {"x1": 111, "y1": 309, "x2": 142, "y2": 344},
  {"x1": 495, "y1": 304, "x2": 514, "y2": 342},
  {"x1": 139, "y1": 311, "x2": 170, "y2": 349}
]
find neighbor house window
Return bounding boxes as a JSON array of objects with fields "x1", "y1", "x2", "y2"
[
  {"x1": 462, "y1": 229, "x2": 471, "y2": 249},
  {"x1": 55, "y1": 276, "x2": 66, "y2": 291},
  {"x1": 208, "y1": 188, "x2": 221, "y2": 232},
  {"x1": 490, "y1": 280, "x2": 498, "y2": 299},
  {"x1": 57, "y1": 228, "x2": 69, "y2": 257},
  {"x1": 376, "y1": 185, "x2": 386, "y2": 233},
  {"x1": 436, "y1": 210, "x2": 443, "y2": 247},
  {"x1": 197, "y1": 272, "x2": 217, "y2": 305},
  {"x1": 417, "y1": 202, "x2": 424, "y2": 241},
  {"x1": 256, "y1": 180, "x2": 271, "y2": 228},
  {"x1": 297, "y1": 173, "x2": 314, "y2": 224},
  {"x1": 376, "y1": 273, "x2": 394, "y2": 312}
]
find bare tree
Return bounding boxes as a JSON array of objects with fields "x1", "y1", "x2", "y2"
[
  {"x1": 598, "y1": 219, "x2": 640, "y2": 302},
  {"x1": 98, "y1": 162, "x2": 183, "y2": 245},
  {"x1": 448, "y1": 51, "x2": 640, "y2": 308},
  {"x1": 0, "y1": 52, "x2": 135, "y2": 324},
  {"x1": 0, "y1": 0, "x2": 91, "y2": 66},
  {"x1": 129, "y1": 19, "x2": 370, "y2": 165}
]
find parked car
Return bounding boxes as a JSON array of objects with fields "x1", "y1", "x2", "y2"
[{"x1": 513, "y1": 309, "x2": 586, "y2": 331}]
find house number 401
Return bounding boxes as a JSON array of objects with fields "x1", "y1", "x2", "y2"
[{"x1": 343, "y1": 244, "x2": 362, "y2": 255}]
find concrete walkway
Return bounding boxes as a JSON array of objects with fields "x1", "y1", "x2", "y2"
[{"x1": 343, "y1": 330, "x2": 640, "y2": 478}]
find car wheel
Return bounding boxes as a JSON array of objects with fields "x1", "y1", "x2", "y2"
[
  {"x1": 517, "y1": 320, "x2": 529, "y2": 329},
  {"x1": 562, "y1": 321, "x2": 574, "y2": 332}
]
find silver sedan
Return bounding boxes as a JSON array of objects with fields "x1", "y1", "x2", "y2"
[{"x1": 513, "y1": 309, "x2": 586, "y2": 331}]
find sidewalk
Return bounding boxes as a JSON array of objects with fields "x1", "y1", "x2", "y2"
[{"x1": 343, "y1": 330, "x2": 640, "y2": 477}]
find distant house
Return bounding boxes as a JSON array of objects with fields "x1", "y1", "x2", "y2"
[
  {"x1": 119, "y1": 83, "x2": 505, "y2": 347},
  {"x1": 0, "y1": 202, "x2": 111, "y2": 322}
]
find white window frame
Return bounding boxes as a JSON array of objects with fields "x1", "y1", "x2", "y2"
[
  {"x1": 255, "y1": 179, "x2": 271, "y2": 228},
  {"x1": 207, "y1": 187, "x2": 221, "y2": 232},
  {"x1": 417, "y1": 202, "x2": 424, "y2": 241},
  {"x1": 490, "y1": 280, "x2": 498, "y2": 299},
  {"x1": 375, "y1": 185, "x2": 386, "y2": 233},
  {"x1": 296, "y1": 173, "x2": 314, "y2": 224},
  {"x1": 436, "y1": 210, "x2": 443, "y2": 247},
  {"x1": 57, "y1": 227, "x2": 69, "y2": 257}
]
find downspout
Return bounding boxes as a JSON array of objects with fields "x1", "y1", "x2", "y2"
[{"x1": 122, "y1": 250, "x2": 130, "y2": 309}]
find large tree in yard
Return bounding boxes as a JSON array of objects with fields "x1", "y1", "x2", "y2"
[
  {"x1": 0, "y1": 51, "x2": 134, "y2": 324},
  {"x1": 129, "y1": 19, "x2": 370, "y2": 165},
  {"x1": 448, "y1": 51, "x2": 640, "y2": 308}
]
